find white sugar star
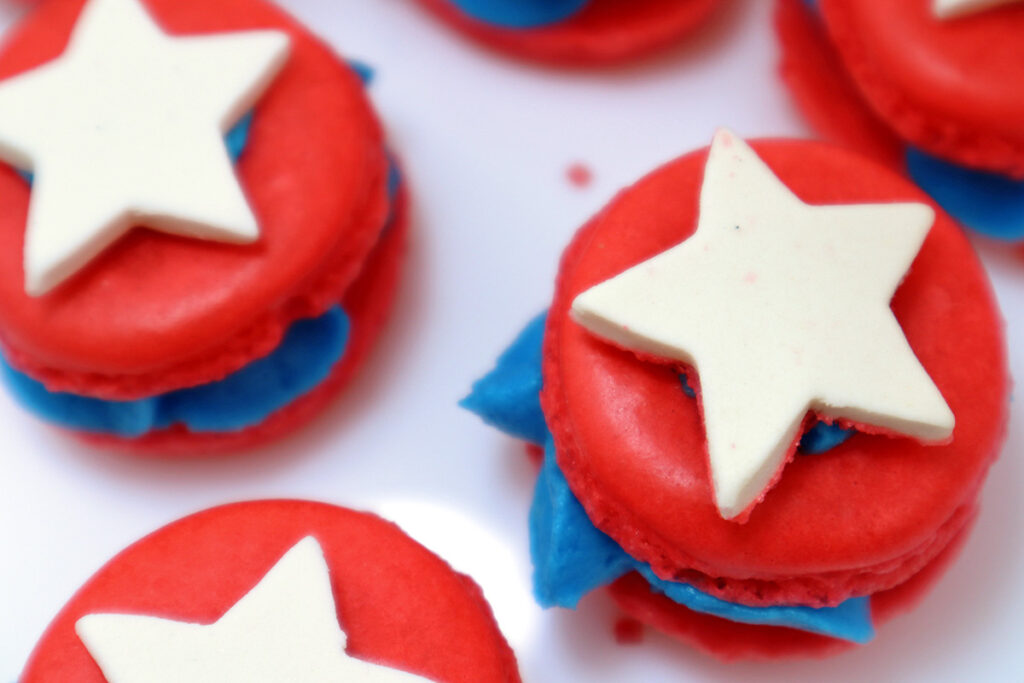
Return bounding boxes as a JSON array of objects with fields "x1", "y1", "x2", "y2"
[
  {"x1": 0, "y1": 0, "x2": 290, "y2": 295},
  {"x1": 933, "y1": 0, "x2": 1023, "y2": 18},
  {"x1": 572, "y1": 130, "x2": 954, "y2": 521},
  {"x1": 76, "y1": 537, "x2": 434, "y2": 683}
]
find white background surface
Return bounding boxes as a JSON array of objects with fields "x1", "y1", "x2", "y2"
[{"x1": 1, "y1": 1, "x2": 1022, "y2": 681}]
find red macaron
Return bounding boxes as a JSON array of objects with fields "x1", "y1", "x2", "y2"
[
  {"x1": 465, "y1": 133, "x2": 1007, "y2": 659},
  {"x1": 0, "y1": 0, "x2": 407, "y2": 452},
  {"x1": 777, "y1": 0, "x2": 1024, "y2": 176},
  {"x1": 22, "y1": 500, "x2": 521, "y2": 682}
]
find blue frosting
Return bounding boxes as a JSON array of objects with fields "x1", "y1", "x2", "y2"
[
  {"x1": 465, "y1": 312, "x2": 875, "y2": 642},
  {"x1": 907, "y1": 148, "x2": 1024, "y2": 241},
  {"x1": 531, "y1": 440, "x2": 874, "y2": 642},
  {"x1": 800, "y1": 420, "x2": 854, "y2": 453},
  {"x1": 460, "y1": 313, "x2": 549, "y2": 445},
  {"x1": 2, "y1": 306, "x2": 350, "y2": 437},
  {"x1": 348, "y1": 60, "x2": 375, "y2": 86},
  {"x1": 451, "y1": 0, "x2": 587, "y2": 28},
  {"x1": 224, "y1": 112, "x2": 254, "y2": 162}
]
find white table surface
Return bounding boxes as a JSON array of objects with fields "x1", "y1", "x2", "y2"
[{"x1": 2, "y1": 1, "x2": 1022, "y2": 681}]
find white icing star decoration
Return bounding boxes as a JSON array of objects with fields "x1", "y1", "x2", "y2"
[
  {"x1": 572, "y1": 130, "x2": 954, "y2": 521},
  {"x1": 76, "y1": 537, "x2": 434, "y2": 683},
  {"x1": 933, "y1": 0, "x2": 1024, "y2": 19},
  {"x1": 0, "y1": 0, "x2": 290, "y2": 296}
]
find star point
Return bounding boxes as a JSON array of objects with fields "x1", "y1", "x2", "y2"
[
  {"x1": 572, "y1": 130, "x2": 954, "y2": 520},
  {"x1": 0, "y1": 0, "x2": 291, "y2": 295},
  {"x1": 76, "y1": 537, "x2": 434, "y2": 683}
]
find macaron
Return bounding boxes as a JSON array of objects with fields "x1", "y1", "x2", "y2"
[
  {"x1": 0, "y1": 0, "x2": 407, "y2": 453},
  {"x1": 413, "y1": 0, "x2": 723, "y2": 66},
  {"x1": 464, "y1": 130, "x2": 1008, "y2": 659},
  {"x1": 776, "y1": 0, "x2": 1024, "y2": 241},
  {"x1": 21, "y1": 500, "x2": 521, "y2": 682}
]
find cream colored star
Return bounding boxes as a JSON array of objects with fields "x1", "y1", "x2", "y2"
[
  {"x1": 0, "y1": 0, "x2": 290, "y2": 295},
  {"x1": 572, "y1": 130, "x2": 954, "y2": 521},
  {"x1": 933, "y1": 0, "x2": 1024, "y2": 19},
  {"x1": 76, "y1": 537, "x2": 434, "y2": 683}
]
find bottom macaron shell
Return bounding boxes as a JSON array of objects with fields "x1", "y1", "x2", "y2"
[
  {"x1": 22, "y1": 500, "x2": 521, "y2": 683},
  {"x1": 608, "y1": 513, "x2": 974, "y2": 660},
  {"x1": 415, "y1": 0, "x2": 721, "y2": 65},
  {"x1": 773, "y1": 0, "x2": 903, "y2": 170},
  {"x1": 542, "y1": 140, "x2": 1007, "y2": 606},
  {"x1": 76, "y1": 185, "x2": 409, "y2": 455}
]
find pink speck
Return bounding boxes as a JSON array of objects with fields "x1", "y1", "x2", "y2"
[
  {"x1": 614, "y1": 617, "x2": 645, "y2": 645},
  {"x1": 743, "y1": 272, "x2": 758, "y2": 284},
  {"x1": 719, "y1": 132, "x2": 733, "y2": 148},
  {"x1": 567, "y1": 163, "x2": 593, "y2": 189}
]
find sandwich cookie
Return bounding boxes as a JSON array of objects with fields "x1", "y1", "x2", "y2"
[
  {"x1": 0, "y1": 0, "x2": 409, "y2": 452},
  {"x1": 464, "y1": 130, "x2": 1008, "y2": 658},
  {"x1": 776, "y1": 0, "x2": 1024, "y2": 241}
]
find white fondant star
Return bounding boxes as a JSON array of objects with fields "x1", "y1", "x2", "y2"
[
  {"x1": 572, "y1": 130, "x2": 955, "y2": 521},
  {"x1": 0, "y1": 0, "x2": 290, "y2": 296},
  {"x1": 933, "y1": 0, "x2": 1024, "y2": 18},
  {"x1": 76, "y1": 537, "x2": 434, "y2": 683}
]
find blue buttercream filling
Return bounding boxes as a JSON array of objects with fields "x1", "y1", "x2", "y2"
[
  {"x1": 1, "y1": 306, "x2": 350, "y2": 437},
  {"x1": 464, "y1": 312, "x2": 875, "y2": 642},
  {"x1": 451, "y1": 0, "x2": 587, "y2": 28},
  {"x1": 906, "y1": 148, "x2": 1024, "y2": 241},
  {"x1": 532, "y1": 439, "x2": 873, "y2": 642},
  {"x1": 2, "y1": 62, "x2": 398, "y2": 438},
  {"x1": 801, "y1": 0, "x2": 1024, "y2": 240}
]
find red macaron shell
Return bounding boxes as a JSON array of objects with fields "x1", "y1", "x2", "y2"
[
  {"x1": 608, "y1": 513, "x2": 974, "y2": 660},
  {"x1": 541, "y1": 139, "x2": 1007, "y2": 607},
  {"x1": 818, "y1": 0, "x2": 1024, "y2": 177},
  {"x1": 414, "y1": 0, "x2": 722, "y2": 66},
  {"x1": 774, "y1": 0, "x2": 905, "y2": 170},
  {"x1": 22, "y1": 500, "x2": 522, "y2": 683},
  {"x1": 0, "y1": 0, "x2": 391, "y2": 398},
  {"x1": 75, "y1": 182, "x2": 409, "y2": 454}
]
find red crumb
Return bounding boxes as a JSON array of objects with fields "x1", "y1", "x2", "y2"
[
  {"x1": 614, "y1": 617, "x2": 645, "y2": 645},
  {"x1": 525, "y1": 443, "x2": 544, "y2": 469},
  {"x1": 567, "y1": 163, "x2": 593, "y2": 188}
]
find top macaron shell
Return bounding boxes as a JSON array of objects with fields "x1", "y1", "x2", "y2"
[
  {"x1": 541, "y1": 139, "x2": 1007, "y2": 606},
  {"x1": 22, "y1": 500, "x2": 521, "y2": 683},
  {"x1": 818, "y1": 0, "x2": 1024, "y2": 177},
  {"x1": 0, "y1": 0, "x2": 390, "y2": 399},
  {"x1": 415, "y1": 0, "x2": 722, "y2": 65}
]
